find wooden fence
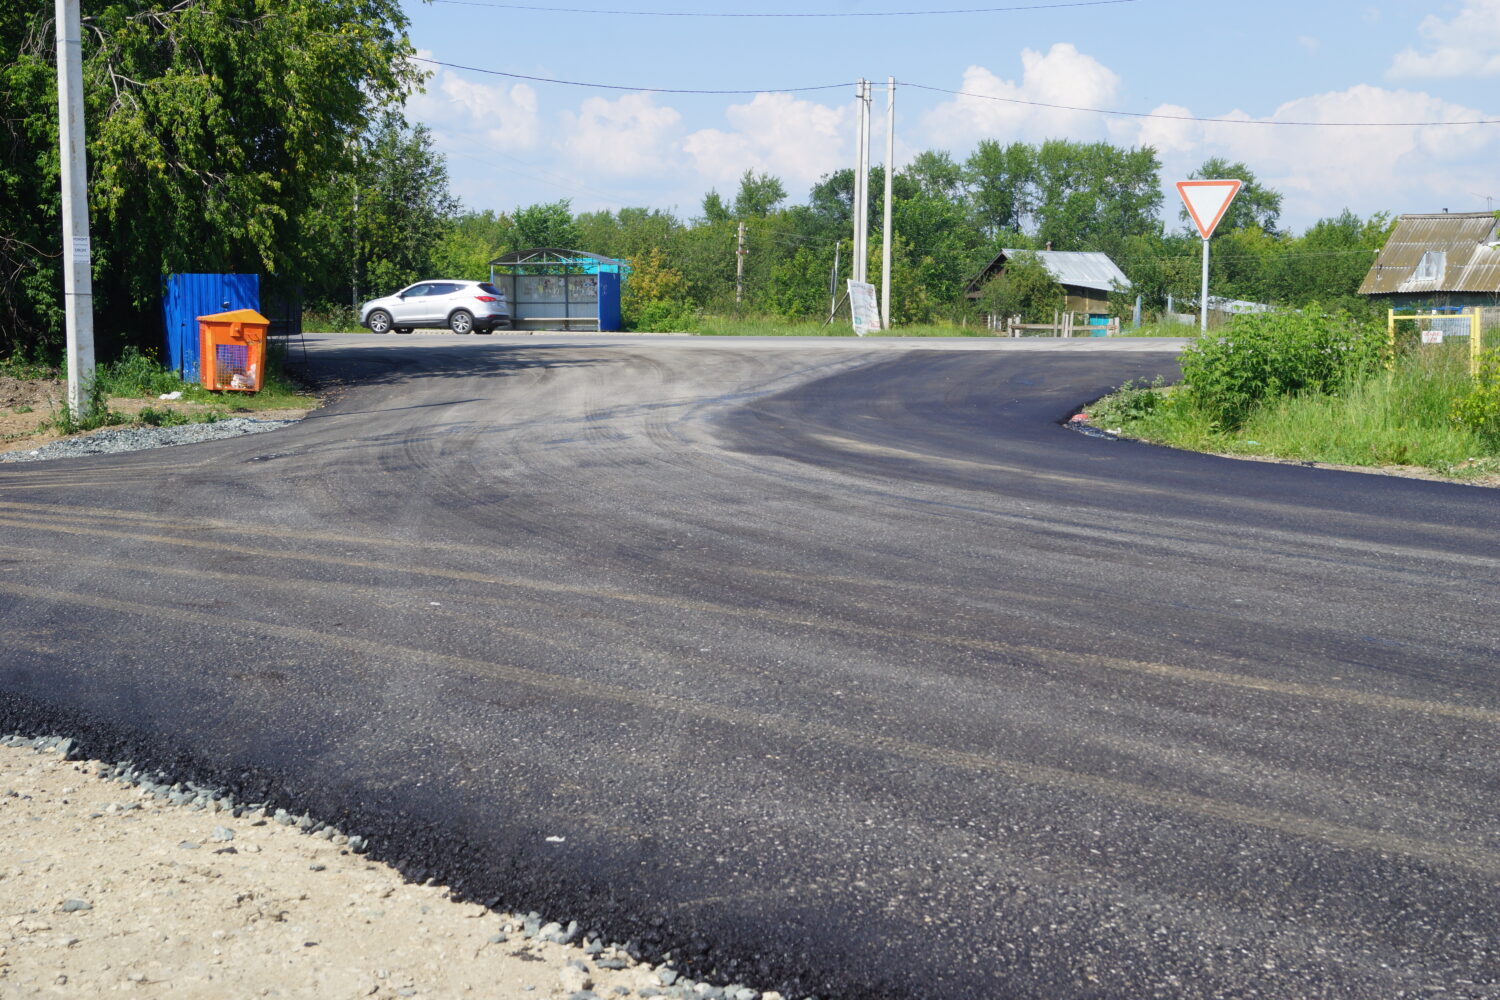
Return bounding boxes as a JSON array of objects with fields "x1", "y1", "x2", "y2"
[{"x1": 984, "y1": 312, "x2": 1121, "y2": 338}]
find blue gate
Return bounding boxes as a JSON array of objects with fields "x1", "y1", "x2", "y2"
[{"x1": 162, "y1": 274, "x2": 260, "y2": 378}]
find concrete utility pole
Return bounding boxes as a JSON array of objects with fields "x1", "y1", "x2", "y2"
[
  {"x1": 829, "y1": 241, "x2": 840, "y2": 316},
  {"x1": 852, "y1": 79, "x2": 869, "y2": 285},
  {"x1": 881, "y1": 76, "x2": 895, "y2": 332},
  {"x1": 55, "y1": 0, "x2": 95, "y2": 414},
  {"x1": 735, "y1": 221, "x2": 746, "y2": 307}
]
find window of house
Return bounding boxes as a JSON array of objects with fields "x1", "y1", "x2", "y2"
[{"x1": 1415, "y1": 250, "x2": 1446, "y2": 282}]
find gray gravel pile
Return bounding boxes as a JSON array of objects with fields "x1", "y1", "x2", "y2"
[{"x1": 0, "y1": 417, "x2": 295, "y2": 463}]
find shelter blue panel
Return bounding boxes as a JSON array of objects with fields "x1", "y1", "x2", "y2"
[
  {"x1": 597, "y1": 271, "x2": 622, "y2": 332},
  {"x1": 162, "y1": 274, "x2": 259, "y2": 377}
]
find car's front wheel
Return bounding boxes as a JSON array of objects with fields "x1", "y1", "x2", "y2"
[
  {"x1": 366, "y1": 309, "x2": 392, "y2": 334},
  {"x1": 448, "y1": 310, "x2": 474, "y2": 334}
]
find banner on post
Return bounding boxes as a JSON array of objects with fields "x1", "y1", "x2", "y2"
[{"x1": 848, "y1": 281, "x2": 882, "y2": 337}]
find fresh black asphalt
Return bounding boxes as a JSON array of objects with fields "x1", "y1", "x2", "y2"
[{"x1": 2, "y1": 334, "x2": 1497, "y2": 999}]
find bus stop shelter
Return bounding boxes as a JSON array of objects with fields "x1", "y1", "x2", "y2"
[{"x1": 487, "y1": 249, "x2": 628, "y2": 332}]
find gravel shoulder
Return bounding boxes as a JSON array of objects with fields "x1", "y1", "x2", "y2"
[
  {"x1": 0, "y1": 416, "x2": 304, "y2": 463},
  {"x1": 1, "y1": 741, "x2": 768, "y2": 1000}
]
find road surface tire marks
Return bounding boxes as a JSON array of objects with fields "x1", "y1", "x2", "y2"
[{"x1": 2, "y1": 336, "x2": 1497, "y2": 1000}]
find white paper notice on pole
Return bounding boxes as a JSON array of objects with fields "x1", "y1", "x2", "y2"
[
  {"x1": 848, "y1": 280, "x2": 882, "y2": 337},
  {"x1": 70, "y1": 236, "x2": 91, "y2": 264},
  {"x1": 1177, "y1": 180, "x2": 1243, "y2": 240},
  {"x1": 1421, "y1": 329, "x2": 1444, "y2": 344}
]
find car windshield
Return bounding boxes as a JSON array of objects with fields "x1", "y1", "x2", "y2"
[{"x1": 479, "y1": 283, "x2": 505, "y2": 297}]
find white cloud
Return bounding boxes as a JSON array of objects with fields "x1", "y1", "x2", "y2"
[
  {"x1": 1388, "y1": 0, "x2": 1500, "y2": 78},
  {"x1": 558, "y1": 93, "x2": 684, "y2": 176},
  {"x1": 405, "y1": 55, "x2": 540, "y2": 152},
  {"x1": 921, "y1": 43, "x2": 1121, "y2": 146},
  {"x1": 1118, "y1": 84, "x2": 1500, "y2": 221},
  {"x1": 682, "y1": 93, "x2": 850, "y2": 189},
  {"x1": 1297, "y1": 35, "x2": 1321, "y2": 55}
]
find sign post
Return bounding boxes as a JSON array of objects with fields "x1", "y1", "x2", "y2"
[{"x1": 1176, "y1": 180, "x2": 1242, "y2": 333}]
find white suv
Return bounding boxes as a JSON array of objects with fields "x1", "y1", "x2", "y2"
[{"x1": 360, "y1": 280, "x2": 511, "y2": 335}]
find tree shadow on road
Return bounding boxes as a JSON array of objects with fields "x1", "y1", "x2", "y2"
[{"x1": 290, "y1": 339, "x2": 612, "y2": 392}]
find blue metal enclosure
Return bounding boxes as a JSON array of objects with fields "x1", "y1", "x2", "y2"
[
  {"x1": 162, "y1": 273, "x2": 260, "y2": 377},
  {"x1": 487, "y1": 249, "x2": 629, "y2": 332}
]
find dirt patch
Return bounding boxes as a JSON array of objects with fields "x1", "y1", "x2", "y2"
[
  {"x1": 0, "y1": 373, "x2": 313, "y2": 454},
  {"x1": 0, "y1": 375, "x2": 59, "y2": 412},
  {"x1": 0, "y1": 743, "x2": 724, "y2": 1000}
]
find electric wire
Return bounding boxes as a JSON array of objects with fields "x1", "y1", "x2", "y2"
[
  {"x1": 415, "y1": 59, "x2": 1500, "y2": 128},
  {"x1": 896, "y1": 81, "x2": 1500, "y2": 127},
  {"x1": 410, "y1": 57, "x2": 851, "y2": 94},
  {"x1": 427, "y1": 0, "x2": 1139, "y2": 17}
]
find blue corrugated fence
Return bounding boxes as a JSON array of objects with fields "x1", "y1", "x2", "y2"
[{"x1": 162, "y1": 274, "x2": 260, "y2": 378}]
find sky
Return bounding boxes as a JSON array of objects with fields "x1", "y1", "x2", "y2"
[{"x1": 401, "y1": 0, "x2": 1500, "y2": 233}]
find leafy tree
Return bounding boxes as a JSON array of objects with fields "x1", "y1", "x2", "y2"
[
  {"x1": 768, "y1": 245, "x2": 836, "y2": 320},
  {"x1": 511, "y1": 200, "x2": 581, "y2": 249},
  {"x1": 1265, "y1": 210, "x2": 1392, "y2": 306},
  {"x1": 623, "y1": 247, "x2": 693, "y2": 331},
  {"x1": 904, "y1": 150, "x2": 966, "y2": 202},
  {"x1": 1184, "y1": 158, "x2": 1282, "y2": 236},
  {"x1": 576, "y1": 206, "x2": 681, "y2": 263},
  {"x1": 360, "y1": 116, "x2": 459, "y2": 293},
  {"x1": 0, "y1": 0, "x2": 418, "y2": 355},
  {"x1": 699, "y1": 190, "x2": 733, "y2": 225},
  {"x1": 1115, "y1": 232, "x2": 1202, "y2": 314},
  {"x1": 1031, "y1": 141, "x2": 1162, "y2": 259},
  {"x1": 977, "y1": 251, "x2": 1065, "y2": 323},
  {"x1": 965, "y1": 140, "x2": 1034, "y2": 236},
  {"x1": 301, "y1": 114, "x2": 460, "y2": 304},
  {"x1": 733, "y1": 170, "x2": 787, "y2": 218}
]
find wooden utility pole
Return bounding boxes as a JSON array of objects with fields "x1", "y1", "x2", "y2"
[{"x1": 735, "y1": 221, "x2": 746, "y2": 307}]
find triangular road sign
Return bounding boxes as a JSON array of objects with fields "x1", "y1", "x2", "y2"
[{"x1": 1177, "y1": 179, "x2": 1243, "y2": 239}]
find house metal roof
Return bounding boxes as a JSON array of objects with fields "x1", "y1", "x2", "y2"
[
  {"x1": 1359, "y1": 212, "x2": 1500, "y2": 296},
  {"x1": 1000, "y1": 250, "x2": 1131, "y2": 292}
]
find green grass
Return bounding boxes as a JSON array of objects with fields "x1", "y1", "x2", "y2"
[
  {"x1": 94, "y1": 345, "x2": 313, "y2": 412},
  {"x1": 1112, "y1": 319, "x2": 1202, "y2": 338},
  {"x1": 1089, "y1": 342, "x2": 1499, "y2": 479},
  {"x1": 0, "y1": 354, "x2": 59, "y2": 381},
  {"x1": 302, "y1": 307, "x2": 365, "y2": 334}
]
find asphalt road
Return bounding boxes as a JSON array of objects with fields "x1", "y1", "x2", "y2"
[{"x1": 2, "y1": 334, "x2": 1498, "y2": 1000}]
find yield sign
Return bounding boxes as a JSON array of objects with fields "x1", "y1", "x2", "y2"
[{"x1": 1177, "y1": 179, "x2": 1243, "y2": 239}]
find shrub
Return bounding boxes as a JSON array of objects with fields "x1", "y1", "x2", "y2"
[
  {"x1": 1452, "y1": 346, "x2": 1500, "y2": 442},
  {"x1": 97, "y1": 346, "x2": 186, "y2": 398},
  {"x1": 1178, "y1": 309, "x2": 1385, "y2": 428},
  {"x1": 49, "y1": 374, "x2": 122, "y2": 434},
  {"x1": 628, "y1": 299, "x2": 697, "y2": 333},
  {"x1": 1089, "y1": 377, "x2": 1167, "y2": 426},
  {"x1": 976, "y1": 251, "x2": 1064, "y2": 324}
]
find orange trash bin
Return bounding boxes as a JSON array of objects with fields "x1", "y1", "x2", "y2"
[{"x1": 197, "y1": 309, "x2": 269, "y2": 391}]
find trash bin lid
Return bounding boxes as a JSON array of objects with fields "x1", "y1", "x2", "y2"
[{"x1": 197, "y1": 309, "x2": 269, "y2": 325}]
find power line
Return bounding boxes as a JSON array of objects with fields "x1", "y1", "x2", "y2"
[
  {"x1": 414, "y1": 59, "x2": 1500, "y2": 128},
  {"x1": 428, "y1": 0, "x2": 1138, "y2": 17},
  {"x1": 897, "y1": 81, "x2": 1500, "y2": 127},
  {"x1": 411, "y1": 57, "x2": 850, "y2": 94}
]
